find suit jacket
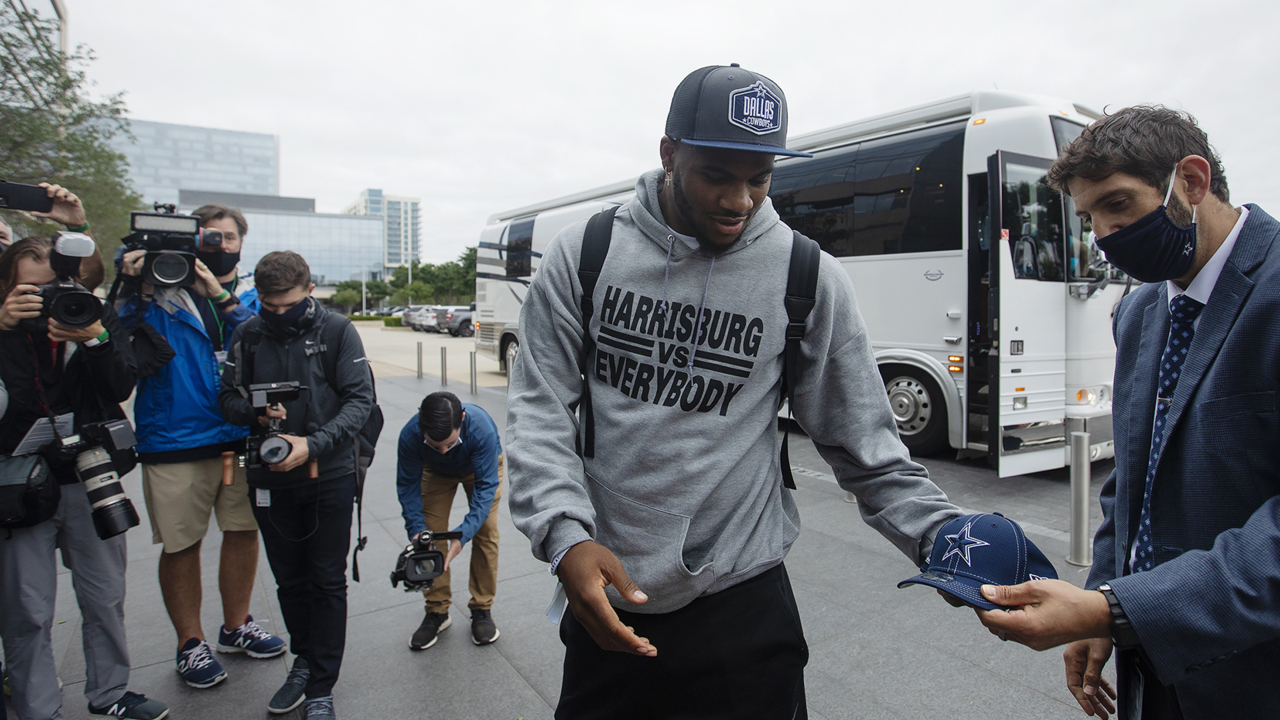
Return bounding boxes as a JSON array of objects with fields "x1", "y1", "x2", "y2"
[{"x1": 1087, "y1": 204, "x2": 1280, "y2": 719}]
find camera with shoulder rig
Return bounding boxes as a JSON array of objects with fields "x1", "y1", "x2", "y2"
[
  {"x1": 121, "y1": 204, "x2": 224, "y2": 288},
  {"x1": 20, "y1": 231, "x2": 102, "y2": 333},
  {"x1": 390, "y1": 529, "x2": 464, "y2": 591}
]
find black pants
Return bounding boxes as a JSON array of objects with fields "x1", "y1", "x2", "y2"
[
  {"x1": 557, "y1": 563, "x2": 808, "y2": 720},
  {"x1": 252, "y1": 474, "x2": 355, "y2": 699}
]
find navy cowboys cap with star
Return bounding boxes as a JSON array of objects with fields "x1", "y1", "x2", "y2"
[
  {"x1": 665, "y1": 64, "x2": 813, "y2": 158},
  {"x1": 897, "y1": 513, "x2": 1058, "y2": 610}
]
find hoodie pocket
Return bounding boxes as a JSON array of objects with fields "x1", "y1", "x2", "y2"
[{"x1": 585, "y1": 471, "x2": 716, "y2": 612}]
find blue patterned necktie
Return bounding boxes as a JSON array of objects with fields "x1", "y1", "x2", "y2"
[{"x1": 1133, "y1": 294, "x2": 1205, "y2": 573}]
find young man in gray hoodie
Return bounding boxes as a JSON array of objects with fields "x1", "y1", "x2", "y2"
[{"x1": 507, "y1": 65, "x2": 963, "y2": 719}]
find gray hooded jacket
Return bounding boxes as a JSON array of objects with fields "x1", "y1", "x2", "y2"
[{"x1": 507, "y1": 169, "x2": 961, "y2": 613}]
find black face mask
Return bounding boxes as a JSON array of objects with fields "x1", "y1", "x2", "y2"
[
  {"x1": 260, "y1": 297, "x2": 311, "y2": 328},
  {"x1": 1094, "y1": 168, "x2": 1198, "y2": 283},
  {"x1": 199, "y1": 250, "x2": 240, "y2": 278}
]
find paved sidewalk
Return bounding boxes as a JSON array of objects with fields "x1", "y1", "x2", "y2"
[{"x1": 4, "y1": 326, "x2": 1114, "y2": 719}]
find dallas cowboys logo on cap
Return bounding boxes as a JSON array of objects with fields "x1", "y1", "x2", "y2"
[
  {"x1": 665, "y1": 64, "x2": 812, "y2": 158},
  {"x1": 940, "y1": 519, "x2": 991, "y2": 566},
  {"x1": 898, "y1": 513, "x2": 1058, "y2": 610}
]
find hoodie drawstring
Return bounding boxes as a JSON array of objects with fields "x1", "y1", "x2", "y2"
[
  {"x1": 689, "y1": 254, "x2": 715, "y2": 363},
  {"x1": 659, "y1": 235, "x2": 676, "y2": 319}
]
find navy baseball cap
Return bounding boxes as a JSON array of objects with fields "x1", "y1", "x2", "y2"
[
  {"x1": 898, "y1": 513, "x2": 1058, "y2": 611},
  {"x1": 665, "y1": 64, "x2": 813, "y2": 158}
]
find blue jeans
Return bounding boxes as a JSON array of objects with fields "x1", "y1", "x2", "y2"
[{"x1": 252, "y1": 474, "x2": 355, "y2": 699}]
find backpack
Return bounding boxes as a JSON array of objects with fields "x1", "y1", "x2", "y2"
[
  {"x1": 576, "y1": 206, "x2": 820, "y2": 489},
  {"x1": 0, "y1": 454, "x2": 60, "y2": 530},
  {"x1": 238, "y1": 312, "x2": 384, "y2": 580}
]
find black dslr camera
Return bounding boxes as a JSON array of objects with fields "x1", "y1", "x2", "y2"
[
  {"x1": 121, "y1": 204, "x2": 223, "y2": 288},
  {"x1": 52, "y1": 419, "x2": 140, "y2": 539},
  {"x1": 390, "y1": 529, "x2": 464, "y2": 591},
  {"x1": 245, "y1": 382, "x2": 304, "y2": 469},
  {"x1": 20, "y1": 231, "x2": 102, "y2": 333}
]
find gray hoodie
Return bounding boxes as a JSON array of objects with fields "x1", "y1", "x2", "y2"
[{"x1": 507, "y1": 169, "x2": 961, "y2": 614}]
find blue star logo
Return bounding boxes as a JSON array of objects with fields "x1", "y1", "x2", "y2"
[{"x1": 940, "y1": 521, "x2": 990, "y2": 567}]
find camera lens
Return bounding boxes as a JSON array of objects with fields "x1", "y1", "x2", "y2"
[
  {"x1": 74, "y1": 446, "x2": 140, "y2": 539},
  {"x1": 149, "y1": 252, "x2": 192, "y2": 285},
  {"x1": 49, "y1": 290, "x2": 103, "y2": 328},
  {"x1": 259, "y1": 436, "x2": 293, "y2": 465}
]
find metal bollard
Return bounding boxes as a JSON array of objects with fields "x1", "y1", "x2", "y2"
[
  {"x1": 1067, "y1": 431, "x2": 1093, "y2": 567},
  {"x1": 417, "y1": 342, "x2": 423, "y2": 380},
  {"x1": 469, "y1": 351, "x2": 478, "y2": 395},
  {"x1": 440, "y1": 347, "x2": 448, "y2": 387}
]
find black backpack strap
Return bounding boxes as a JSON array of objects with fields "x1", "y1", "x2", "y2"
[
  {"x1": 314, "y1": 314, "x2": 374, "y2": 582},
  {"x1": 577, "y1": 206, "x2": 618, "y2": 459},
  {"x1": 780, "y1": 231, "x2": 820, "y2": 490}
]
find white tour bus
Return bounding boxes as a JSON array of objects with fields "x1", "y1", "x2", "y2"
[{"x1": 475, "y1": 91, "x2": 1126, "y2": 477}]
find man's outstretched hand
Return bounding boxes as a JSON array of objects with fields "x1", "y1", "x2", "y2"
[{"x1": 556, "y1": 540, "x2": 656, "y2": 657}]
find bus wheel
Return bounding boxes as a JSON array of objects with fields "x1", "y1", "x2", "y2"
[
  {"x1": 882, "y1": 367, "x2": 948, "y2": 456},
  {"x1": 503, "y1": 338, "x2": 519, "y2": 376}
]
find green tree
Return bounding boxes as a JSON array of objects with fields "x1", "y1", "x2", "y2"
[
  {"x1": 0, "y1": 1, "x2": 140, "y2": 273},
  {"x1": 331, "y1": 287, "x2": 361, "y2": 312}
]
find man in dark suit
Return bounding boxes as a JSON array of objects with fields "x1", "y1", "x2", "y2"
[{"x1": 969, "y1": 106, "x2": 1280, "y2": 720}]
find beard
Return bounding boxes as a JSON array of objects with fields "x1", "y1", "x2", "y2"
[
  {"x1": 671, "y1": 170, "x2": 748, "y2": 256},
  {"x1": 1167, "y1": 192, "x2": 1194, "y2": 227}
]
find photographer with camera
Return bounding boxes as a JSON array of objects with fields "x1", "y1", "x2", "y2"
[
  {"x1": 115, "y1": 203, "x2": 284, "y2": 690},
  {"x1": 219, "y1": 251, "x2": 374, "y2": 720},
  {"x1": 395, "y1": 391, "x2": 503, "y2": 650},
  {"x1": 0, "y1": 236, "x2": 169, "y2": 720}
]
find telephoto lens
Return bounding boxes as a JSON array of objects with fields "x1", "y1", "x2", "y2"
[
  {"x1": 74, "y1": 447, "x2": 140, "y2": 539},
  {"x1": 259, "y1": 436, "x2": 293, "y2": 465}
]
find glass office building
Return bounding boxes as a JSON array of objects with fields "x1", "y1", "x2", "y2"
[
  {"x1": 114, "y1": 119, "x2": 280, "y2": 205},
  {"x1": 343, "y1": 189, "x2": 420, "y2": 272},
  {"x1": 178, "y1": 194, "x2": 384, "y2": 286}
]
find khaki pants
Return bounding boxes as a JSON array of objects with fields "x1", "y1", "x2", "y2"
[{"x1": 421, "y1": 455, "x2": 502, "y2": 613}]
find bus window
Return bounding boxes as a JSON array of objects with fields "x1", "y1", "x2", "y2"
[
  {"x1": 1001, "y1": 165, "x2": 1065, "y2": 281},
  {"x1": 505, "y1": 217, "x2": 535, "y2": 278},
  {"x1": 770, "y1": 121, "x2": 965, "y2": 257},
  {"x1": 1051, "y1": 117, "x2": 1086, "y2": 156}
]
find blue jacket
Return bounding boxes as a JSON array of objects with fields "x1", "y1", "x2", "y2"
[
  {"x1": 395, "y1": 403, "x2": 501, "y2": 545},
  {"x1": 118, "y1": 273, "x2": 260, "y2": 454},
  {"x1": 1088, "y1": 205, "x2": 1280, "y2": 719}
]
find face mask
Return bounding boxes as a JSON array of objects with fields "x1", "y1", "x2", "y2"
[
  {"x1": 1094, "y1": 168, "x2": 1197, "y2": 283},
  {"x1": 260, "y1": 297, "x2": 310, "y2": 327},
  {"x1": 199, "y1": 250, "x2": 240, "y2": 277}
]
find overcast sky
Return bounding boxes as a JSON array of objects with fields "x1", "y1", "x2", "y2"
[{"x1": 64, "y1": 0, "x2": 1280, "y2": 264}]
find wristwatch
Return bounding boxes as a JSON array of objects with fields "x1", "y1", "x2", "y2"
[{"x1": 1098, "y1": 584, "x2": 1140, "y2": 649}]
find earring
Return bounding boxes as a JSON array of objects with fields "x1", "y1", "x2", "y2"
[{"x1": 664, "y1": 169, "x2": 673, "y2": 187}]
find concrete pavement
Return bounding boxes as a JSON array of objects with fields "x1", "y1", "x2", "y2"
[{"x1": 3, "y1": 325, "x2": 1114, "y2": 719}]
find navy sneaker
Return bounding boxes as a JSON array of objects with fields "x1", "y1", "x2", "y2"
[
  {"x1": 302, "y1": 695, "x2": 336, "y2": 719},
  {"x1": 176, "y1": 638, "x2": 227, "y2": 689},
  {"x1": 268, "y1": 658, "x2": 310, "y2": 715},
  {"x1": 89, "y1": 691, "x2": 170, "y2": 719},
  {"x1": 217, "y1": 616, "x2": 286, "y2": 658}
]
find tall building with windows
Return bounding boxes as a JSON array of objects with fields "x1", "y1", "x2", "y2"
[
  {"x1": 343, "y1": 189, "x2": 420, "y2": 273},
  {"x1": 112, "y1": 119, "x2": 280, "y2": 205},
  {"x1": 178, "y1": 190, "x2": 383, "y2": 287}
]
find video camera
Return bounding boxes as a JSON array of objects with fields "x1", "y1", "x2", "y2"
[
  {"x1": 121, "y1": 203, "x2": 223, "y2": 288},
  {"x1": 51, "y1": 419, "x2": 140, "y2": 539},
  {"x1": 244, "y1": 382, "x2": 304, "y2": 470},
  {"x1": 20, "y1": 231, "x2": 103, "y2": 333},
  {"x1": 390, "y1": 529, "x2": 464, "y2": 591}
]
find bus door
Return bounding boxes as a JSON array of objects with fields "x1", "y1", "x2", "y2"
[{"x1": 987, "y1": 151, "x2": 1068, "y2": 477}]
